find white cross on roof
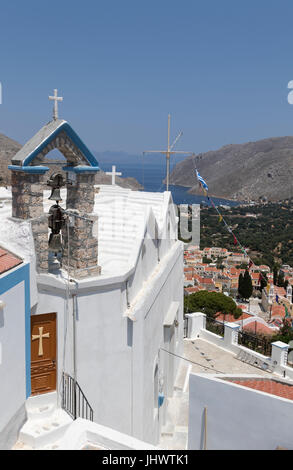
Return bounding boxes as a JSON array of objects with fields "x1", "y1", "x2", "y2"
[
  {"x1": 106, "y1": 165, "x2": 122, "y2": 185},
  {"x1": 49, "y1": 89, "x2": 63, "y2": 120}
]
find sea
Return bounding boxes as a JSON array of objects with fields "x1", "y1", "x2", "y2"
[{"x1": 100, "y1": 161, "x2": 241, "y2": 207}]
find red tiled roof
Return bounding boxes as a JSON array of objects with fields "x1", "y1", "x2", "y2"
[
  {"x1": 184, "y1": 267, "x2": 194, "y2": 272},
  {"x1": 271, "y1": 305, "x2": 287, "y2": 319},
  {"x1": 216, "y1": 312, "x2": 251, "y2": 323},
  {"x1": 199, "y1": 277, "x2": 214, "y2": 284},
  {"x1": 275, "y1": 286, "x2": 286, "y2": 297},
  {"x1": 185, "y1": 287, "x2": 200, "y2": 293},
  {"x1": 228, "y1": 379, "x2": 293, "y2": 401},
  {"x1": 0, "y1": 247, "x2": 22, "y2": 275},
  {"x1": 243, "y1": 320, "x2": 276, "y2": 336}
]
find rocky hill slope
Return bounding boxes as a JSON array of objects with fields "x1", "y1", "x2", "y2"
[
  {"x1": 169, "y1": 136, "x2": 293, "y2": 201},
  {"x1": 0, "y1": 133, "x2": 22, "y2": 184}
]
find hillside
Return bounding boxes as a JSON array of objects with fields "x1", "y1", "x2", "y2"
[
  {"x1": 169, "y1": 136, "x2": 293, "y2": 202},
  {"x1": 0, "y1": 133, "x2": 22, "y2": 185},
  {"x1": 198, "y1": 200, "x2": 293, "y2": 268}
]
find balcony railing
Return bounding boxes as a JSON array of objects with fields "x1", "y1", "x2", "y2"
[
  {"x1": 237, "y1": 330, "x2": 272, "y2": 357},
  {"x1": 205, "y1": 317, "x2": 225, "y2": 337},
  {"x1": 62, "y1": 372, "x2": 94, "y2": 421}
]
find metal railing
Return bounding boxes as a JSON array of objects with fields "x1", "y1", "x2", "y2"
[
  {"x1": 237, "y1": 330, "x2": 272, "y2": 357},
  {"x1": 62, "y1": 372, "x2": 94, "y2": 421},
  {"x1": 183, "y1": 317, "x2": 188, "y2": 338},
  {"x1": 205, "y1": 316, "x2": 225, "y2": 337}
]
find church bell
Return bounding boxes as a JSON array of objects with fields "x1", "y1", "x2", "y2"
[
  {"x1": 48, "y1": 204, "x2": 65, "y2": 254},
  {"x1": 48, "y1": 233, "x2": 63, "y2": 254},
  {"x1": 47, "y1": 173, "x2": 66, "y2": 255},
  {"x1": 48, "y1": 187, "x2": 62, "y2": 202}
]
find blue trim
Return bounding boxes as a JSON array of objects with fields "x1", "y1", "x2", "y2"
[
  {"x1": 0, "y1": 263, "x2": 31, "y2": 398},
  {"x1": 20, "y1": 122, "x2": 99, "y2": 168},
  {"x1": 63, "y1": 166, "x2": 100, "y2": 173},
  {"x1": 158, "y1": 394, "x2": 164, "y2": 408},
  {"x1": 8, "y1": 165, "x2": 49, "y2": 174}
]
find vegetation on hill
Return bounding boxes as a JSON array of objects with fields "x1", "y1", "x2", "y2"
[{"x1": 199, "y1": 200, "x2": 293, "y2": 268}]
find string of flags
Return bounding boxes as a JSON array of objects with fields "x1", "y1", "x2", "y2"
[
  {"x1": 194, "y1": 166, "x2": 267, "y2": 284},
  {"x1": 194, "y1": 164, "x2": 293, "y2": 327}
]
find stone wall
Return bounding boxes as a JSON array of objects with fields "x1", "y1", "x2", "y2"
[
  {"x1": 10, "y1": 171, "x2": 49, "y2": 273},
  {"x1": 10, "y1": 169, "x2": 101, "y2": 277},
  {"x1": 62, "y1": 172, "x2": 100, "y2": 278},
  {"x1": 11, "y1": 172, "x2": 44, "y2": 219}
]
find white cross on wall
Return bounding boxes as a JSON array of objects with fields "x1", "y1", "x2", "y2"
[
  {"x1": 49, "y1": 89, "x2": 63, "y2": 120},
  {"x1": 106, "y1": 165, "x2": 122, "y2": 185}
]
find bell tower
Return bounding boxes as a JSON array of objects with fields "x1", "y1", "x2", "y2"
[{"x1": 9, "y1": 91, "x2": 101, "y2": 277}]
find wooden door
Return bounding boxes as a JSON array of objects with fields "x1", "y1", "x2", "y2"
[{"x1": 31, "y1": 313, "x2": 57, "y2": 396}]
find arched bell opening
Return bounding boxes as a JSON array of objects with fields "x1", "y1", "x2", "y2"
[{"x1": 9, "y1": 119, "x2": 101, "y2": 277}]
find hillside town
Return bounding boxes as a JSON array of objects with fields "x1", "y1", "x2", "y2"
[{"x1": 184, "y1": 245, "x2": 293, "y2": 337}]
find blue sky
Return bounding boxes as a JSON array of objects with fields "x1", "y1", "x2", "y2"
[{"x1": 1, "y1": 0, "x2": 293, "y2": 155}]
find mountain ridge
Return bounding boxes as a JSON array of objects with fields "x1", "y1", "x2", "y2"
[{"x1": 169, "y1": 136, "x2": 293, "y2": 201}]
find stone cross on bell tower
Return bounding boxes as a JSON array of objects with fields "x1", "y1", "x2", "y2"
[{"x1": 49, "y1": 89, "x2": 63, "y2": 120}]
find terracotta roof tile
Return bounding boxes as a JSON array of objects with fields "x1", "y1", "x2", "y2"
[
  {"x1": 228, "y1": 379, "x2": 293, "y2": 401},
  {"x1": 243, "y1": 320, "x2": 276, "y2": 336},
  {"x1": 0, "y1": 246, "x2": 22, "y2": 275},
  {"x1": 271, "y1": 305, "x2": 287, "y2": 319}
]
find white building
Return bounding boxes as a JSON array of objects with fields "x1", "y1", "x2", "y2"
[
  {"x1": 0, "y1": 246, "x2": 30, "y2": 449},
  {"x1": 0, "y1": 114, "x2": 184, "y2": 449},
  {"x1": 188, "y1": 373, "x2": 293, "y2": 450}
]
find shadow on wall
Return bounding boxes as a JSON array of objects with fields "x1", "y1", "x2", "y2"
[{"x1": 199, "y1": 406, "x2": 207, "y2": 450}]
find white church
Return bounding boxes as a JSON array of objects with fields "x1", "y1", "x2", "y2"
[{"x1": 0, "y1": 92, "x2": 184, "y2": 450}]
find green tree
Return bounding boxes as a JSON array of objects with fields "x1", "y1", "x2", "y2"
[
  {"x1": 277, "y1": 272, "x2": 285, "y2": 287},
  {"x1": 270, "y1": 319, "x2": 293, "y2": 344},
  {"x1": 184, "y1": 290, "x2": 242, "y2": 319},
  {"x1": 273, "y1": 267, "x2": 278, "y2": 285},
  {"x1": 238, "y1": 273, "x2": 244, "y2": 297},
  {"x1": 239, "y1": 270, "x2": 253, "y2": 300},
  {"x1": 260, "y1": 272, "x2": 268, "y2": 291}
]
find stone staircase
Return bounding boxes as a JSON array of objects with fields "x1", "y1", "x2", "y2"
[
  {"x1": 15, "y1": 392, "x2": 73, "y2": 450},
  {"x1": 158, "y1": 362, "x2": 190, "y2": 450},
  {"x1": 236, "y1": 349, "x2": 273, "y2": 372}
]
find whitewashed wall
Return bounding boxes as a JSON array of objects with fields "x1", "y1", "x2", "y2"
[
  {"x1": 0, "y1": 280, "x2": 26, "y2": 449},
  {"x1": 35, "y1": 226, "x2": 183, "y2": 446},
  {"x1": 188, "y1": 373, "x2": 293, "y2": 450}
]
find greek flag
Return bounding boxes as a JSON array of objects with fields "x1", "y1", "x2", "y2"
[{"x1": 195, "y1": 169, "x2": 209, "y2": 192}]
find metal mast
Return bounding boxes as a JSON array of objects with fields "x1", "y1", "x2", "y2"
[{"x1": 143, "y1": 114, "x2": 192, "y2": 191}]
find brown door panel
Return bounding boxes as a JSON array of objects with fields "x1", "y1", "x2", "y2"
[{"x1": 31, "y1": 313, "x2": 57, "y2": 396}]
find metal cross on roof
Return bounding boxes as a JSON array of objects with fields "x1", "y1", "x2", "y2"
[
  {"x1": 143, "y1": 114, "x2": 193, "y2": 191},
  {"x1": 49, "y1": 89, "x2": 63, "y2": 120}
]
